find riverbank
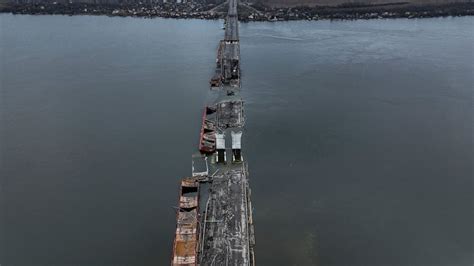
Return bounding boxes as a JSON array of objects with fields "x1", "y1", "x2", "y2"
[{"x1": 1, "y1": 1, "x2": 473, "y2": 21}]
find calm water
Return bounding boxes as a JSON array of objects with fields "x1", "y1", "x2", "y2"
[{"x1": 1, "y1": 14, "x2": 472, "y2": 266}]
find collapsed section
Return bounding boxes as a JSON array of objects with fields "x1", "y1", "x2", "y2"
[{"x1": 217, "y1": 100, "x2": 244, "y2": 128}]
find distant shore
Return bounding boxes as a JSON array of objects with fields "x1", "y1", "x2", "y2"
[{"x1": 1, "y1": 2, "x2": 473, "y2": 21}]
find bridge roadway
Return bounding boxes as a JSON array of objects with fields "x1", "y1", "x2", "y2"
[
  {"x1": 224, "y1": 15, "x2": 239, "y2": 41},
  {"x1": 171, "y1": 0, "x2": 255, "y2": 265},
  {"x1": 199, "y1": 0, "x2": 255, "y2": 265},
  {"x1": 224, "y1": 0, "x2": 238, "y2": 41}
]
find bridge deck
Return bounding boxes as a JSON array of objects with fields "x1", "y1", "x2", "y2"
[
  {"x1": 225, "y1": 15, "x2": 239, "y2": 41},
  {"x1": 200, "y1": 166, "x2": 251, "y2": 265},
  {"x1": 171, "y1": 0, "x2": 255, "y2": 264}
]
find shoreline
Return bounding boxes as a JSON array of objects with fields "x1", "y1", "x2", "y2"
[{"x1": 1, "y1": 2, "x2": 473, "y2": 21}]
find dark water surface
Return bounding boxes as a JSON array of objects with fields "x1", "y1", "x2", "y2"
[{"x1": 1, "y1": 14, "x2": 473, "y2": 266}]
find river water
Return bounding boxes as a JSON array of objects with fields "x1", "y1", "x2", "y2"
[{"x1": 1, "y1": 14, "x2": 472, "y2": 266}]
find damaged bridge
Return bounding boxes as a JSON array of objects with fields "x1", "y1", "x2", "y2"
[
  {"x1": 171, "y1": 0, "x2": 255, "y2": 265},
  {"x1": 210, "y1": 0, "x2": 240, "y2": 88}
]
